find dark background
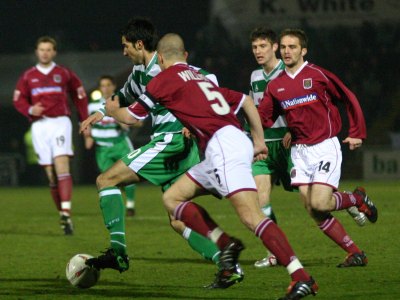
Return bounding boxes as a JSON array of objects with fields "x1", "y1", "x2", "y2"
[
  {"x1": 1, "y1": 0, "x2": 399, "y2": 185},
  {"x1": 0, "y1": 0, "x2": 210, "y2": 54}
]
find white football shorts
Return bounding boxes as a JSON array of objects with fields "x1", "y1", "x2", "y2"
[
  {"x1": 31, "y1": 116, "x2": 73, "y2": 165},
  {"x1": 187, "y1": 125, "x2": 257, "y2": 197},
  {"x1": 290, "y1": 136, "x2": 342, "y2": 189}
]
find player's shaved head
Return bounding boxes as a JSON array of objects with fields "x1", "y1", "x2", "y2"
[{"x1": 157, "y1": 33, "x2": 186, "y2": 61}]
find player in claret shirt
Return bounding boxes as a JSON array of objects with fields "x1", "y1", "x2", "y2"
[
  {"x1": 258, "y1": 28, "x2": 378, "y2": 270},
  {"x1": 13, "y1": 36, "x2": 89, "y2": 235},
  {"x1": 131, "y1": 33, "x2": 318, "y2": 299}
]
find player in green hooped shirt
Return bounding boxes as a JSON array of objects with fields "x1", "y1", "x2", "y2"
[
  {"x1": 248, "y1": 27, "x2": 297, "y2": 268},
  {"x1": 85, "y1": 75, "x2": 137, "y2": 216},
  {"x1": 80, "y1": 18, "x2": 242, "y2": 285}
]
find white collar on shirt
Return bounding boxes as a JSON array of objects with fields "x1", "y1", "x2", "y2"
[
  {"x1": 36, "y1": 62, "x2": 56, "y2": 75},
  {"x1": 285, "y1": 61, "x2": 308, "y2": 79}
]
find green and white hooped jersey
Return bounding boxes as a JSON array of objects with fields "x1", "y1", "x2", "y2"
[
  {"x1": 119, "y1": 53, "x2": 182, "y2": 137},
  {"x1": 119, "y1": 53, "x2": 218, "y2": 137},
  {"x1": 88, "y1": 98, "x2": 129, "y2": 147},
  {"x1": 249, "y1": 59, "x2": 288, "y2": 142}
]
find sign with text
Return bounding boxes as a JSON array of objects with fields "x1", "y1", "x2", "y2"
[
  {"x1": 363, "y1": 150, "x2": 400, "y2": 180},
  {"x1": 211, "y1": 0, "x2": 400, "y2": 45}
]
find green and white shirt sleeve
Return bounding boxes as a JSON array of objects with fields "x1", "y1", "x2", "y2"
[
  {"x1": 88, "y1": 98, "x2": 129, "y2": 147},
  {"x1": 249, "y1": 59, "x2": 288, "y2": 141}
]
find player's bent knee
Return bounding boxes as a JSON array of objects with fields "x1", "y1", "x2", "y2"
[
  {"x1": 96, "y1": 173, "x2": 109, "y2": 190},
  {"x1": 310, "y1": 208, "x2": 331, "y2": 222},
  {"x1": 162, "y1": 192, "x2": 178, "y2": 215},
  {"x1": 310, "y1": 201, "x2": 330, "y2": 212}
]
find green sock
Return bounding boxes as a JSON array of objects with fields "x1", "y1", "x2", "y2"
[
  {"x1": 184, "y1": 228, "x2": 220, "y2": 264},
  {"x1": 124, "y1": 184, "x2": 136, "y2": 209},
  {"x1": 99, "y1": 187, "x2": 127, "y2": 256}
]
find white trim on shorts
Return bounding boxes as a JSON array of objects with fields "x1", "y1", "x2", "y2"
[{"x1": 127, "y1": 133, "x2": 173, "y2": 173}]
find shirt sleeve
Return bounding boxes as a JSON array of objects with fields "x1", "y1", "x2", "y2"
[
  {"x1": 257, "y1": 86, "x2": 277, "y2": 128},
  {"x1": 322, "y1": 67, "x2": 367, "y2": 139},
  {"x1": 205, "y1": 73, "x2": 218, "y2": 86},
  {"x1": 118, "y1": 79, "x2": 137, "y2": 107},
  {"x1": 219, "y1": 87, "x2": 243, "y2": 104},
  {"x1": 215, "y1": 87, "x2": 245, "y2": 115},
  {"x1": 13, "y1": 73, "x2": 32, "y2": 120},
  {"x1": 249, "y1": 77, "x2": 253, "y2": 99},
  {"x1": 127, "y1": 101, "x2": 149, "y2": 120},
  {"x1": 116, "y1": 89, "x2": 130, "y2": 107},
  {"x1": 137, "y1": 76, "x2": 164, "y2": 110},
  {"x1": 67, "y1": 69, "x2": 89, "y2": 122}
]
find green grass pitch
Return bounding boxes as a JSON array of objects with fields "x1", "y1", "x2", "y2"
[{"x1": 0, "y1": 181, "x2": 399, "y2": 299}]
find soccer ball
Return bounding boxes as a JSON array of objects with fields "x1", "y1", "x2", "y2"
[{"x1": 66, "y1": 254, "x2": 100, "y2": 288}]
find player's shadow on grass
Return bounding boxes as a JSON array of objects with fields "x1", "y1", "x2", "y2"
[
  {"x1": 134, "y1": 256, "x2": 339, "y2": 267},
  {"x1": 239, "y1": 258, "x2": 339, "y2": 267},
  {"x1": 134, "y1": 256, "x2": 213, "y2": 265},
  {"x1": 0, "y1": 278, "x2": 259, "y2": 299}
]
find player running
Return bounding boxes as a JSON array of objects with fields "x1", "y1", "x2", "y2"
[
  {"x1": 13, "y1": 36, "x2": 89, "y2": 235},
  {"x1": 249, "y1": 27, "x2": 368, "y2": 268},
  {"x1": 258, "y1": 28, "x2": 378, "y2": 269}
]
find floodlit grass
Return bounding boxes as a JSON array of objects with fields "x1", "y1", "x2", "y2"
[{"x1": 0, "y1": 181, "x2": 399, "y2": 299}]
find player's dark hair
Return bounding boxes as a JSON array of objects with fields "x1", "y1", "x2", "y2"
[
  {"x1": 250, "y1": 27, "x2": 278, "y2": 44},
  {"x1": 98, "y1": 75, "x2": 116, "y2": 86},
  {"x1": 121, "y1": 17, "x2": 158, "y2": 51},
  {"x1": 36, "y1": 36, "x2": 57, "y2": 50},
  {"x1": 279, "y1": 28, "x2": 308, "y2": 49}
]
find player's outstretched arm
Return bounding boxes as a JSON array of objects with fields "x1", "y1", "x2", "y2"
[
  {"x1": 79, "y1": 112, "x2": 104, "y2": 134},
  {"x1": 242, "y1": 95, "x2": 268, "y2": 161},
  {"x1": 105, "y1": 95, "x2": 142, "y2": 126}
]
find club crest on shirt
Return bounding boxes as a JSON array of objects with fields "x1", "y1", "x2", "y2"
[
  {"x1": 53, "y1": 74, "x2": 62, "y2": 83},
  {"x1": 303, "y1": 78, "x2": 312, "y2": 89}
]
